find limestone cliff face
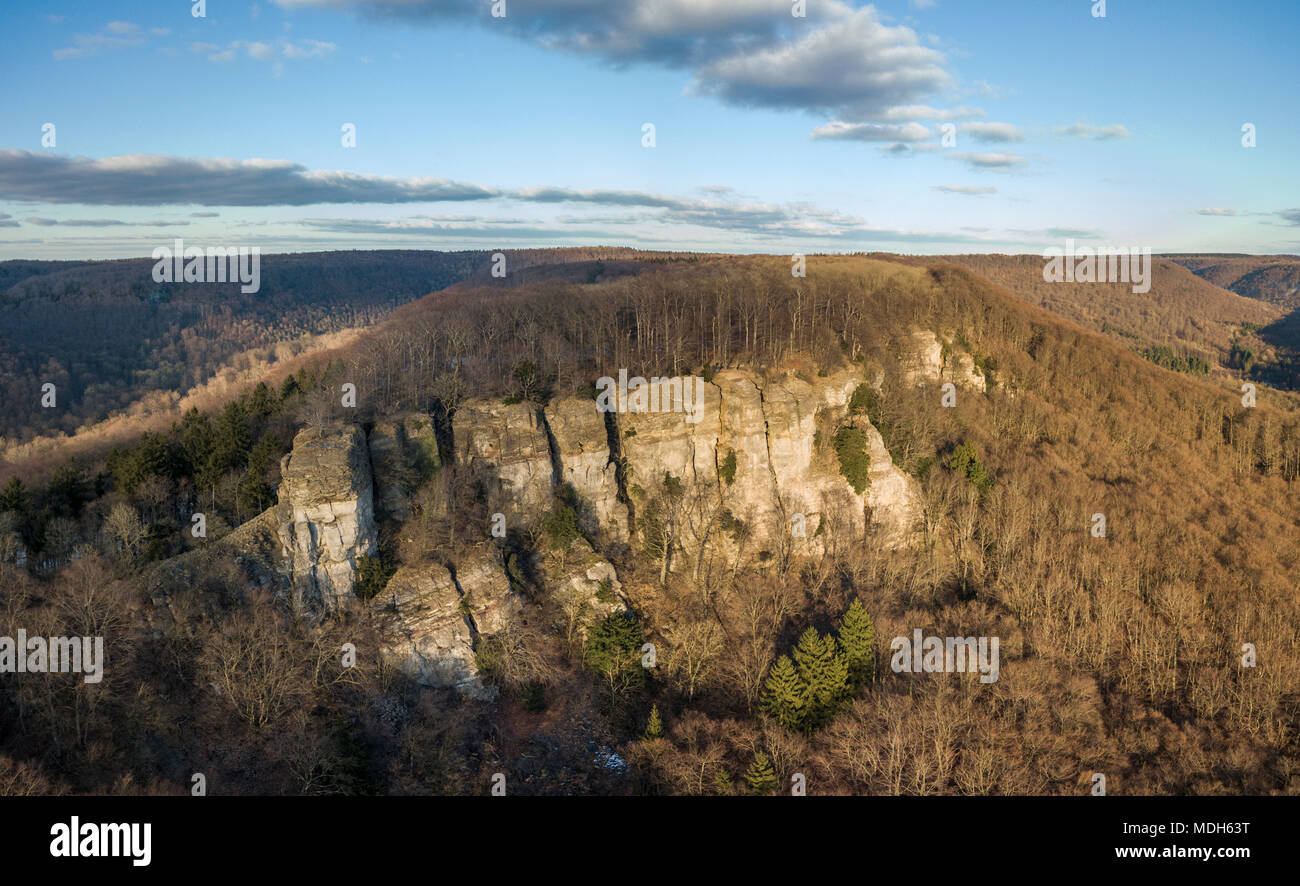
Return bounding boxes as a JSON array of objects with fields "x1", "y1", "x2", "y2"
[
  {"x1": 759, "y1": 371, "x2": 866, "y2": 547},
  {"x1": 378, "y1": 563, "x2": 477, "y2": 692},
  {"x1": 275, "y1": 425, "x2": 377, "y2": 610},
  {"x1": 270, "y1": 366, "x2": 933, "y2": 692},
  {"x1": 453, "y1": 401, "x2": 553, "y2": 523},
  {"x1": 545, "y1": 397, "x2": 629, "y2": 544},
  {"x1": 618, "y1": 379, "x2": 723, "y2": 497},
  {"x1": 376, "y1": 547, "x2": 523, "y2": 697},
  {"x1": 610, "y1": 368, "x2": 921, "y2": 557},
  {"x1": 451, "y1": 370, "x2": 923, "y2": 560},
  {"x1": 903, "y1": 330, "x2": 987, "y2": 391}
]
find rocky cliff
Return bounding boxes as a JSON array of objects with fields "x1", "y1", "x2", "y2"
[
  {"x1": 376, "y1": 547, "x2": 523, "y2": 697},
  {"x1": 453, "y1": 401, "x2": 554, "y2": 524},
  {"x1": 369, "y1": 413, "x2": 440, "y2": 521},
  {"x1": 902, "y1": 329, "x2": 987, "y2": 391},
  {"x1": 276, "y1": 425, "x2": 378, "y2": 611},
  {"x1": 265, "y1": 343, "x2": 969, "y2": 693}
]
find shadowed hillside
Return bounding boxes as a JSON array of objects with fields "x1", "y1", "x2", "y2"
[
  {"x1": 1168, "y1": 255, "x2": 1300, "y2": 389},
  {"x1": 0, "y1": 250, "x2": 495, "y2": 443},
  {"x1": 1168, "y1": 254, "x2": 1300, "y2": 308}
]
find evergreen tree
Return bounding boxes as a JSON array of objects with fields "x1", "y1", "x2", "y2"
[
  {"x1": 947, "y1": 440, "x2": 993, "y2": 495},
  {"x1": 0, "y1": 477, "x2": 28, "y2": 515},
  {"x1": 279, "y1": 375, "x2": 301, "y2": 401},
  {"x1": 793, "y1": 628, "x2": 849, "y2": 730},
  {"x1": 178, "y1": 408, "x2": 215, "y2": 476},
  {"x1": 837, "y1": 598, "x2": 877, "y2": 689},
  {"x1": 111, "y1": 432, "x2": 178, "y2": 494},
  {"x1": 246, "y1": 381, "x2": 278, "y2": 422},
  {"x1": 762, "y1": 654, "x2": 806, "y2": 731},
  {"x1": 205, "y1": 401, "x2": 253, "y2": 485},
  {"x1": 45, "y1": 463, "x2": 93, "y2": 518},
  {"x1": 583, "y1": 612, "x2": 647, "y2": 694},
  {"x1": 745, "y1": 752, "x2": 778, "y2": 795},
  {"x1": 644, "y1": 703, "x2": 664, "y2": 740}
]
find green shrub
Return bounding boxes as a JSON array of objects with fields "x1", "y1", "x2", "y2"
[
  {"x1": 832, "y1": 426, "x2": 871, "y2": 494},
  {"x1": 540, "y1": 502, "x2": 583, "y2": 550},
  {"x1": 946, "y1": 440, "x2": 993, "y2": 495},
  {"x1": 719, "y1": 449, "x2": 737, "y2": 485},
  {"x1": 848, "y1": 383, "x2": 873, "y2": 414},
  {"x1": 354, "y1": 554, "x2": 396, "y2": 601}
]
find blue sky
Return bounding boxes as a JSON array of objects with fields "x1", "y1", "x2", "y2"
[{"x1": 1, "y1": 0, "x2": 1297, "y2": 259}]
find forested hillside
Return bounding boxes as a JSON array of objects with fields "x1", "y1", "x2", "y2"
[
  {"x1": 941, "y1": 253, "x2": 1299, "y2": 393},
  {"x1": 0, "y1": 250, "x2": 495, "y2": 443},
  {"x1": 1168, "y1": 254, "x2": 1300, "y2": 308},
  {"x1": 1, "y1": 252, "x2": 1297, "y2": 796}
]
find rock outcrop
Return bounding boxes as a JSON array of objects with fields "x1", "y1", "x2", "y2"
[
  {"x1": 536, "y1": 538, "x2": 628, "y2": 638},
  {"x1": 276, "y1": 425, "x2": 378, "y2": 610},
  {"x1": 453, "y1": 401, "x2": 553, "y2": 524},
  {"x1": 545, "y1": 397, "x2": 629, "y2": 544},
  {"x1": 369, "y1": 413, "x2": 440, "y2": 521},
  {"x1": 903, "y1": 330, "x2": 987, "y2": 391},
  {"x1": 267, "y1": 366, "x2": 935, "y2": 692},
  {"x1": 612, "y1": 368, "x2": 920, "y2": 555},
  {"x1": 376, "y1": 547, "x2": 524, "y2": 697}
]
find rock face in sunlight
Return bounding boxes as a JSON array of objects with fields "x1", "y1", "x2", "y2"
[
  {"x1": 903, "y1": 329, "x2": 987, "y2": 391},
  {"x1": 276, "y1": 425, "x2": 378, "y2": 611},
  {"x1": 455, "y1": 368, "x2": 926, "y2": 564},
  {"x1": 270, "y1": 368, "x2": 936, "y2": 692},
  {"x1": 545, "y1": 396, "x2": 630, "y2": 544}
]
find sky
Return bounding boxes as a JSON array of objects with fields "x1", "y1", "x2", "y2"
[{"x1": 1, "y1": 0, "x2": 1298, "y2": 260}]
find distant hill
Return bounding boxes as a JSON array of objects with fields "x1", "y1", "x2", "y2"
[
  {"x1": 1165, "y1": 255, "x2": 1300, "y2": 388},
  {"x1": 0, "y1": 250, "x2": 494, "y2": 442},
  {"x1": 1167, "y1": 254, "x2": 1300, "y2": 308},
  {"x1": 935, "y1": 253, "x2": 1298, "y2": 389}
]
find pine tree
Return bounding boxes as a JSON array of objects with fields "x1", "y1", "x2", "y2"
[
  {"x1": 818, "y1": 636, "x2": 851, "y2": 725},
  {"x1": 0, "y1": 477, "x2": 28, "y2": 515},
  {"x1": 279, "y1": 375, "x2": 301, "y2": 401},
  {"x1": 644, "y1": 704, "x2": 664, "y2": 740},
  {"x1": 247, "y1": 382, "x2": 278, "y2": 422},
  {"x1": 745, "y1": 752, "x2": 778, "y2": 795},
  {"x1": 793, "y1": 628, "x2": 849, "y2": 731},
  {"x1": 762, "y1": 654, "x2": 806, "y2": 731},
  {"x1": 178, "y1": 408, "x2": 215, "y2": 476},
  {"x1": 838, "y1": 598, "x2": 876, "y2": 689}
]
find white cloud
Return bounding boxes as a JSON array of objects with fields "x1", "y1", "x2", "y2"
[
  {"x1": 810, "y1": 121, "x2": 932, "y2": 142},
  {"x1": 188, "y1": 38, "x2": 338, "y2": 63},
  {"x1": 53, "y1": 21, "x2": 165, "y2": 60},
  {"x1": 933, "y1": 185, "x2": 996, "y2": 195},
  {"x1": 1054, "y1": 122, "x2": 1131, "y2": 140},
  {"x1": 277, "y1": 0, "x2": 955, "y2": 122},
  {"x1": 879, "y1": 104, "x2": 985, "y2": 121},
  {"x1": 960, "y1": 122, "x2": 1025, "y2": 143},
  {"x1": 948, "y1": 151, "x2": 1027, "y2": 169}
]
